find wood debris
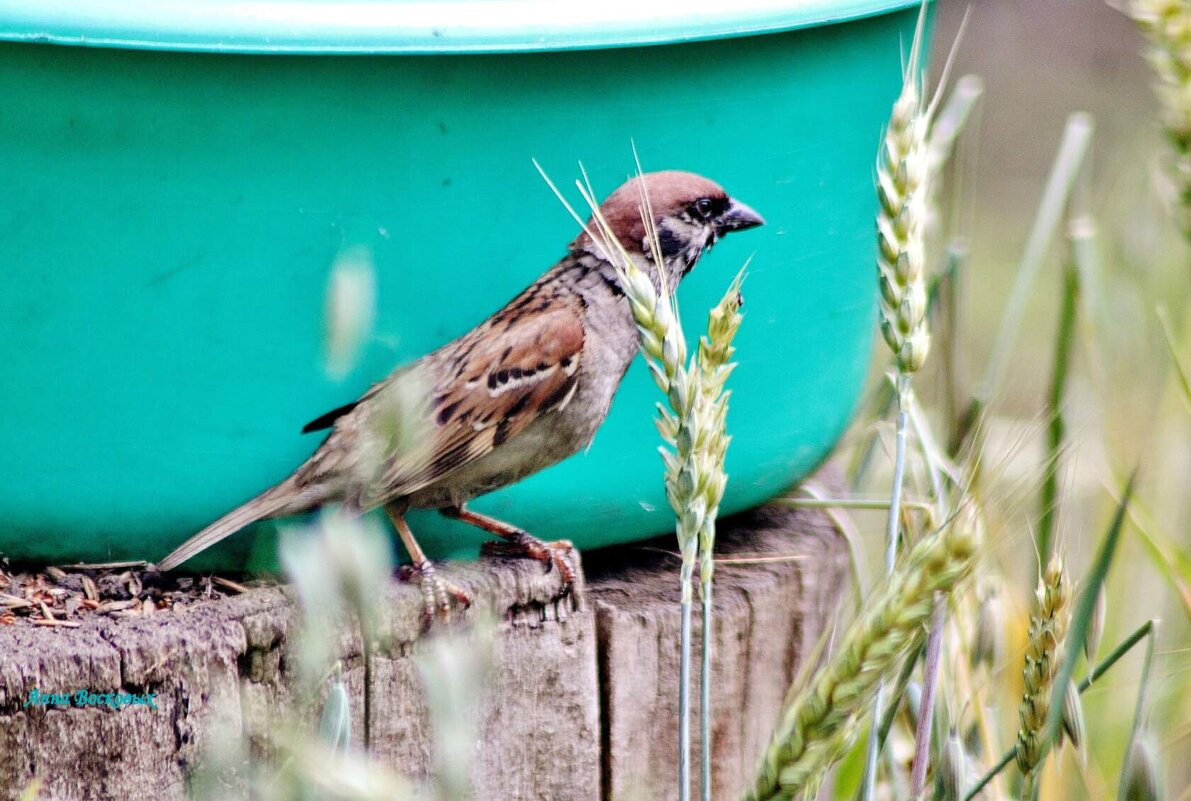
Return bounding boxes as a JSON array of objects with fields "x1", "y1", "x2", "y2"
[{"x1": 0, "y1": 558, "x2": 268, "y2": 628}]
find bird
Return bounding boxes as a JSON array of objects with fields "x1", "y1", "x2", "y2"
[{"x1": 157, "y1": 170, "x2": 764, "y2": 619}]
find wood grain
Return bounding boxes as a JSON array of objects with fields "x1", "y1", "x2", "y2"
[{"x1": 0, "y1": 501, "x2": 845, "y2": 801}]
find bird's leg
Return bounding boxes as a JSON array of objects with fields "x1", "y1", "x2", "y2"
[
  {"x1": 441, "y1": 505, "x2": 577, "y2": 590},
  {"x1": 385, "y1": 507, "x2": 472, "y2": 625}
]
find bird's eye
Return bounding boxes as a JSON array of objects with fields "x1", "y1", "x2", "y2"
[{"x1": 693, "y1": 198, "x2": 715, "y2": 220}]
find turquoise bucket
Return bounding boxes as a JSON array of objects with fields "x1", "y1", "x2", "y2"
[{"x1": 0, "y1": 1, "x2": 918, "y2": 569}]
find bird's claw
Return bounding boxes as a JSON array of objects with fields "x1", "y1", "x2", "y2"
[
  {"x1": 480, "y1": 533, "x2": 577, "y2": 595},
  {"x1": 397, "y1": 560, "x2": 472, "y2": 628}
]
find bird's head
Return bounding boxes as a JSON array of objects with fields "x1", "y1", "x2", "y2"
[{"x1": 572, "y1": 170, "x2": 765, "y2": 291}]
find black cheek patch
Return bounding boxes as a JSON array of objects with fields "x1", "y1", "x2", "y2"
[
  {"x1": 598, "y1": 271, "x2": 625, "y2": 297},
  {"x1": 658, "y1": 226, "x2": 685, "y2": 259}
]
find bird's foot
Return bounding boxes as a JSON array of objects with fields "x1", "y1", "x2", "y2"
[
  {"x1": 480, "y1": 532, "x2": 578, "y2": 593},
  {"x1": 396, "y1": 560, "x2": 472, "y2": 628}
]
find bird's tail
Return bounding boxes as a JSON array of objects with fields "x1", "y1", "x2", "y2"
[{"x1": 156, "y1": 478, "x2": 300, "y2": 571}]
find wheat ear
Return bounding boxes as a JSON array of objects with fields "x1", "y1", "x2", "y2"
[{"x1": 745, "y1": 509, "x2": 981, "y2": 801}]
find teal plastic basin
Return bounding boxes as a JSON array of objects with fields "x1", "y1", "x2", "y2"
[{"x1": 0, "y1": 1, "x2": 918, "y2": 569}]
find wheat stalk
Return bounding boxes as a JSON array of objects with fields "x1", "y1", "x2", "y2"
[
  {"x1": 555, "y1": 170, "x2": 744, "y2": 605},
  {"x1": 864, "y1": 10, "x2": 936, "y2": 796},
  {"x1": 539, "y1": 163, "x2": 745, "y2": 801},
  {"x1": 745, "y1": 508, "x2": 981, "y2": 801},
  {"x1": 694, "y1": 277, "x2": 743, "y2": 589},
  {"x1": 1015, "y1": 555, "x2": 1072, "y2": 782},
  {"x1": 877, "y1": 53, "x2": 931, "y2": 376}
]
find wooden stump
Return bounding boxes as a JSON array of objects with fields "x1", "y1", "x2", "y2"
[
  {"x1": 0, "y1": 502, "x2": 847, "y2": 801},
  {"x1": 587, "y1": 504, "x2": 847, "y2": 801}
]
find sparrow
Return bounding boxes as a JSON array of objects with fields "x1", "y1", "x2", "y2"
[{"x1": 157, "y1": 170, "x2": 764, "y2": 618}]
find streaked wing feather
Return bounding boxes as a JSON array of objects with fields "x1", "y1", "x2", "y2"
[{"x1": 376, "y1": 301, "x2": 585, "y2": 499}]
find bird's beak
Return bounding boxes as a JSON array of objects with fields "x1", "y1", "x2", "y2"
[{"x1": 716, "y1": 199, "x2": 766, "y2": 234}]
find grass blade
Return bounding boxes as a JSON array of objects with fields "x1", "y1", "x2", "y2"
[
  {"x1": 979, "y1": 113, "x2": 1094, "y2": 400},
  {"x1": 876, "y1": 640, "x2": 924, "y2": 751},
  {"x1": 1038, "y1": 472, "x2": 1136, "y2": 769},
  {"x1": 937, "y1": 243, "x2": 970, "y2": 442},
  {"x1": 928, "y1": 75, "x2": 984, "y2": 171},
  {"x1": 1117, "y1": 625, "x2": 1159, "y2": 801},
  {"x1": 1038, "y1": 255, "x2": 1081, "y2": 560},
  {"x1": 1082, "y1": 620, "x2": 1154, "y2": 689},
  {"x1": 1124, "y1": 507, "x2": 1191, "y2": 621},
  {"x1": 1157, "y1": 305, "x2": 1191, "y2": 411}
]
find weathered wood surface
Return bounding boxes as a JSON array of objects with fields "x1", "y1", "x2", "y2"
[
  {"x1": 588, "y1": 504, "x2": 846, "y2": 801},
  {"x1": 0, "y1": 502, "x2": 847, "y2": 801}
]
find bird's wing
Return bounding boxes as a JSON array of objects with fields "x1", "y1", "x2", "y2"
[
  {"x1": 302, "y1": 398, "x2": 366, "y2": 434},
  {"x1": 364, "y1": 297, "x2": 587, "y2": 501},
  {"x1": 301, "y1": 370, "x2": 403, "y2": 434}
]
